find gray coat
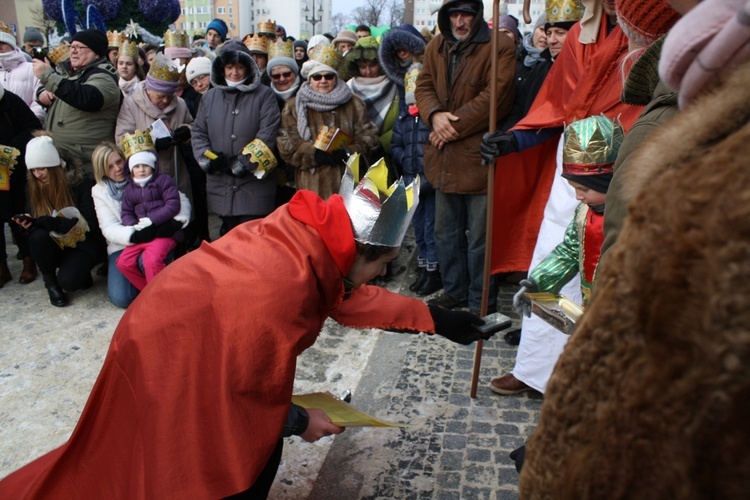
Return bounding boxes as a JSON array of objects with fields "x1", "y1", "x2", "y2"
[{"x1": 192, "y1": 49, "x2": 281, "y2": 217}]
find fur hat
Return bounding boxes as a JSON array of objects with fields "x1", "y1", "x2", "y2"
[
  {"x1": 0, "y1": 21, "x2": 17, "y2": 48},
  {"x1": 616, "y1": 0, "x2": 680, "y2": 45},
  {"x1": 186, "y1": 56, "x2": 212, "y2": 82},
  {"x1": 25, "y1": 136, "x2": 63, "y2": 169}
]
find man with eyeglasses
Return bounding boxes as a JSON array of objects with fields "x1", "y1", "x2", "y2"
[{"x1": 32, "y1": 29, "x2": 120, "y2": 178}]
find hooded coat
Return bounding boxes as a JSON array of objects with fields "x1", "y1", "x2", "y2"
[
  {"x1": 414, "y1": 0, "x2": 517, "y2": 194},
  {"x1": 192, "y1": 43, "x2": 281, "y2": 217},
  {"x1": 0, "y1": 47, "x2": 45, "y2": 122}
]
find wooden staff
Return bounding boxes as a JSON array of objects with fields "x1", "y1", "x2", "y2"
[{"x1": 470, "y1": 0, "x2": 532, "y2": 397}]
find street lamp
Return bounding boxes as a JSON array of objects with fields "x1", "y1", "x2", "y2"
[{"x1": 304, "y1": 0, "x2": 324, "y2": 35}]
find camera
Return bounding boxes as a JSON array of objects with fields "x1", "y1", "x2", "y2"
[{"x1": 31, "y1": 47, "x2": 49, "y2": 62}]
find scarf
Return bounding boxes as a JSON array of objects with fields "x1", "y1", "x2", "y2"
[
  {"x1": 104, "y1": 178, "x2": 128, "y2": 201},
  {"x1": 295, "y1": 80, "x2": 353, "y2": 141},
  {"x1": 522, "y1": 33, "x2": 546, "y2": 68},
  {"x1": 347, "y1": 75, "x2": 396, "y2": 131},
  {"x1": 119, "y1": 76, "x2": 139, "y2": 96},
  {"x1": 0, "y1": 49, "x2": 27, "y2": 72},
  {"x1": 271, "y1": 76, "x2": 301, "y2": 102}
]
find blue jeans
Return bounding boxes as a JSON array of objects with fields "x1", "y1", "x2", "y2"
[
  {"x1": 434, "y1": 191, "x2": 496, "y2": 311},
  {"x1": 108, "y1": 251, "x2": 139, "y2": 308},
  {"x1": 413, "y1": 186, "x2": 438, "y2": 265}
]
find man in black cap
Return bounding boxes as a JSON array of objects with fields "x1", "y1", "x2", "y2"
[{"x1": 32, "y1": 29, "x2": 120, "y2": 177}]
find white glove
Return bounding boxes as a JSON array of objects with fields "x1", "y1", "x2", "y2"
[
  {"x1": 512, "y1": 278, "x2": 537, "y2": 318},
  {"x1": 133, "y1": 217, "x2": 153, "y2": 231}
]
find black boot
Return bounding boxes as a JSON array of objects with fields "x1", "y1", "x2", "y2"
[
  {"x1": 409, "y1": 268, "x2": 427, "y2": 292},
  {"x1": 43, "y1": 274, "x2": 68, "y2": 307},
  {"x1": 416, "y1": 269, "x2": 443, "y2": 297}
]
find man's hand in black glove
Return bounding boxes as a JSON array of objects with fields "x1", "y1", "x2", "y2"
[
  {"x1": 228, "y1": 154, "x2": 251, "y2": 178},
  {"x1": 205, "y1": 152, "x2": 228, "y2": 174},
  {"x1": 314, "y1": 149, "x2": 336, "y2": 166},
  {"x1": 480, "y1": 131, "x2": 519, "y2": 166},
  {"x1": 36, "y1": 215, "x2": 78, "y2": 234},
  {"x1": 154, "y1": 136, "x2": 174, "y2": 151},
  {"x1": 172, "y1": 126, "x2": 191, "y2": 144},
  {"x1": 130, "y1": 224, "x2": 158, "y2": 243},
  {"x1": 429, "y1": 305, "x2": 488, "y2": 345},
  {"x1": 154, "y1": 219, "x2": 183, "y2": 238},
  {"x1": 331, "y1": 149, "x2": 349, "y2": 164}
]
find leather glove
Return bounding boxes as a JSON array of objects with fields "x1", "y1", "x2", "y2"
[
  {"x1": 154, "y1": 219, "x2": 183, "y2": 238},
  {"x1": 172, "y1": 125, "x2": 191, "y2": 143},
  {"x1": 154, "y1": 136, "x2": 174, "y2": 151},
  {"x1": 130, "y1": 224, "x2": 158, "y2": 243},
  {"x1": 228, "y1": 154, "x2": 251, "y2": 178},
  {"x1": 36, "y1": 215, "x2": 78, "y2": 234},
  {"x1": 512, "y1": 278, "x2": 537, "y2": 318},
  {"x1": 314, "y1": 149, "x2": 336, "y2": 166},
  {"x1": 331, "y1": 149, "x2": 349, "y2": 164},
  {"x1": 428, "y1": 305, "x2": 488, "y2": 345},
  {"x1": 133, "y1": 217, "x2": 153, "y2": 231},
  {"x1": 205, "y1": 152, "x2": 228, "y2": 174},
  {"x1": 480, "y1": 130, "x2": 519, "y2": 166}
]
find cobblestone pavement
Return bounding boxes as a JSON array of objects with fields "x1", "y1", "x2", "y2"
[{"x1": 1, "y1": 224, "x2": 541, "y2": 498}]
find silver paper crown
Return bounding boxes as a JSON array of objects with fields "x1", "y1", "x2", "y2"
[{"x1": 340, "y1": 154, "x2": 420, "y2": 248}]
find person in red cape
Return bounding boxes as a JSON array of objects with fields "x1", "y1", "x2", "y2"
[
  {"x1": 480, "y1": 0, "x2": 678, "y2": 396},
  {"x1": 0, "y1": 166, "x2": 493, "y2": 498}
]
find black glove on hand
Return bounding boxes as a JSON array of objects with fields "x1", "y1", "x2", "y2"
[
  {"x1": 314, "y1": 149, "x2": 336, "y2": 166},
  {"x1": 331, "y1": 149, "x2": 349, "y2": 164},
  {"x1": 154, "y1": 136, "x2": 174, "y2": 151},
  {"x1": 172, "y1": 126, "x2": 191, "y2": 143},
  {"x1": 130, "y1": 224, "x2": 158, "y2": 243},
  {"x1": 480, "y1": 131, "x2": 519, "y2": 166},
  {"x1": 512, "y1": 278, "x2": 537, "y2": 318},
  {"x1": 228, "y1": 155, "x2": 251, "y2": 178},
  {"x1": 154, "y1": 219, "x2": 183, "y2": 238},
  {"x1": 36, "y1": 215, "x2": 78, "y2": 234},
  {"x1": 206, "y1": 152, "x2": 228, "y2": 174},
  {"x1": 429, "y1": 305, "x2": 487, "y2": 345}
]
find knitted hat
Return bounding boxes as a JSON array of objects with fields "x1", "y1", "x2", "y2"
[
  {"x1": 497, "y1": 15, "x2": 522, "y2": 43},
  {"x1": 307, "y1": 34, "x2": 330, "y2": 54},
  {"x1": 616, "y1": 0, "x2": 681, "y2": 45},
  {"x1": 72, "y1": 29, "x2": 108, "y2": 57},
  {"x1": 293, "y1": 39, "x2": 308, "y2": 53},
  {"x1": 186, "y1": 56, "x2": 212, "y2": 82},
  {"x1": 129, "y1": 151, "x2": 157, "y2": 170},
  {"x1": 25, "y1": 136, "x2": 62, "y2": 169},
  {"x1": 301, "y1": 59, "x2": 337, "y2": 79},
  {"x1": 23, "y1": 27, "x2": 44, "y2": 44},
  {"x1": 0, "y1": 21, "x2": 17, "y2": 48},
  {"x1": 333, "y1": 30, "x2": 358, "y2": 47},
  {"x1": 206, "y1": 19, "x2": 228, "y2": 41}
]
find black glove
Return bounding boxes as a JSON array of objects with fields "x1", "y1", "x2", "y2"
[
  {"x1": 428, "y1": 305, "x2": 487, "y2": 345},
  {"x1": 36, "y1": 215, "x2": 78, "y2": 234},
  {"x1": 512, "y1": 278, "x2": 537, "y2": 318},
  {"x1": 480, "y1": 131, "x2": 519, "y2": 166},
  {"x1": 154, "y1": 136, "x2": 174, "y2": 151},
  {"x1": 130, "y1": 224, "x2": 158, "y2": 243},
  {"x1": 228, "y1": 155, "x2": 251, "y2": 178},
  {"x1": 314, "y1": 149, "x2": 336, "y2": 166},
  {"x1": 205, "y1": 152, "x2": 228, "y2": 174},
  {"x1": 331, "y1": 149, "x2": 349, "y2": 164},
  {"x1": 172, "y1": 126, "x2": 191, "y2": 143},
  {"x1": 154, "y1": 219, "x2": 183, "y2": 238}
]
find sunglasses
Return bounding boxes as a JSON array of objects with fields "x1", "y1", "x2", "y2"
[
  {"x1": 271, "y1": 71, "x2": 294, "y2": 81},
  {"x1": 310, "y1": 73, "x2": 336, "y2": 81}
]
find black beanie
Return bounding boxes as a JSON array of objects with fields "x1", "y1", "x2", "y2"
[
  {"x1": 561, "y1": 172, "x2": 613, "y2": 194},
  {"x1": 72, "y1": 29, "x2": 108, "y2": 57}
]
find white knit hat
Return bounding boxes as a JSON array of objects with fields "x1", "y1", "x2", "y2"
[
  {"x1": 307, "y1": 35, "x2": 330, "y2": 54},
  {"x1": 301, "y1": 59, "x2": 337, "y2": 79},
  {"x1": 25, "y1": 136, "x2": 62, "y2": 169},
  {"x1": 0, "y1": 27, "x2": 16, "y2": 49},
  {"x1": 186, "y1": 56, "x2": 212, "y2": 82},
  {"x1": 128, "y1": 151, "x2": 157, "y2": 171}
]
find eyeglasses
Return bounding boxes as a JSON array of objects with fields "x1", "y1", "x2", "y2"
[
  {"x1": 271, "y1": 71, "x2": 294, "y2": 81},
  {"x1": 69, "y1": 44, "x2": 91, "y2": 53},
  {"x1": 310, "y1": 73, "x2": 336, "y2": 81}
]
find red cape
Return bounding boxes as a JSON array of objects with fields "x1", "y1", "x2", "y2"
[
  {"x1": 1, "y1": 191, "x2": 434, "y2": 498},
  {"x1": 490, "y1": 18, "x2": 644, "y2": 274}
]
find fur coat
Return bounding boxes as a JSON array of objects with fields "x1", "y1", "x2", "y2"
[{"x1": 518, "y1": 59, "x2": 750, "y2": 499}]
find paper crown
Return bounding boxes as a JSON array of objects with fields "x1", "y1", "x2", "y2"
[
  {"x1": 50, "y1": 207, "x2": 89, "y2": 249},
  {"x1": 562, "y1": 115, "x2": 623, "y2": 175},
  {"x1": 107, "y1": 30, "x2": 127, "y2": 49},
  {"x1": 148, "y1": 55, "x2": 181, "y2": 83},
  {"x1": 120, "y1": 130, "x2": 155, "y2": 159},
  {"x1": 241, "y1": 138, "x2": 278, "y2": 179},
  {"x1": 0, "y1": 21, "x2": 14, "y2": 39},
  {"x1": 546, "y1": 0, "x2": 585, "y2": 24},
  {"x1": 0, "y1": 145, "x2": 21, "y2": 173},
  {"x1": 308, "y1": 43, "x2": 343, "y2": 70},
  {"x1": 119, "y1": 40, "x2": 138, "y2": 60},
  {"x1": 258, "y1": 19, "x2": 277, "y2": 37},
  {"x1": 164, "y1": 29, "x2": 190, "y2": 49},
  {"x1": 340, "y1": 154, "x2": 420, "y2": 248},
  {"x1": 243, "y1": 33, "x2": 270, "y2": 54},
  {"x1": 268, "y1": 38, "x2": 294, "y2": 60},
  {"x1": 48, "y1": 42, "x2": 70, "y2": 64}
]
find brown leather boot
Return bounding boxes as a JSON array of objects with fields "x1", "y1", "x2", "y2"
[
  {"x1": 18, "y1": 256, "x2": 37, "y2": 284},
  {"x1": 0, "y1": 259, "x2": 11, "y2": 288}
]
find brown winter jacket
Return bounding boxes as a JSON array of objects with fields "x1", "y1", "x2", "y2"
[{"x1": 415, "y1": 0, "x2": 516, "y2": 194}]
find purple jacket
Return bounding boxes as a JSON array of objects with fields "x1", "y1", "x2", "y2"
[{"x1": 121, "y1": 172, "x2": 180, "y2": 227}]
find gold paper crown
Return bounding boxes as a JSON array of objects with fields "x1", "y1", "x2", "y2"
[
  {"x1": 164, "y1": 29, "x2": 190, "y2": 49},
  {"x1": 119, "y1": 40, "x2": 138, "y2": 60},
  {"x1": 268, "y1": 38, "x2": 294, "y2": 60},
  {"x1": 258, "y1": 19, "x2": 277, "y2": 36},
  {"x1": 107, "y1": 30, "x2": 127, "y2": 48},
  {"x1": 241, "y1": 138, "x2": 278, "y2": 179},
  {"x1": 50, "y1": 207, "x2": 89, "y2": 249},
  {"x1": 546, "y1": 0, "x2": 585, "y2": 24},
  {"x1": 309, "y1": 43, "x2": 343, "y2": 70},
  {"x1": 148, "y1": 55, "x2": 181, "y2": 83},
  {"x1": 340, "y1": 154, "x2": 420, "y2": 248},
  {"x1": 404, "y1": 67, "x2": 420, "y2": 94},
  {"x1": 120, "y1": 130, "x2": 155, "y2": 159},
  {"x1": 562, "y1": 115, "x2": 623, "y2": 172},
  {"x1": 47, "y1": 42, "x2": 70, "y2": 64},
  {"x1": 0, "y1": 21, "x2": 13, "y2": 37},
  {"x1": 0, "y1": 145, "x2": 21, "y2": 174},
  {"x1": 243, "y1": 33, "x2": 270, "y2": 54}
]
